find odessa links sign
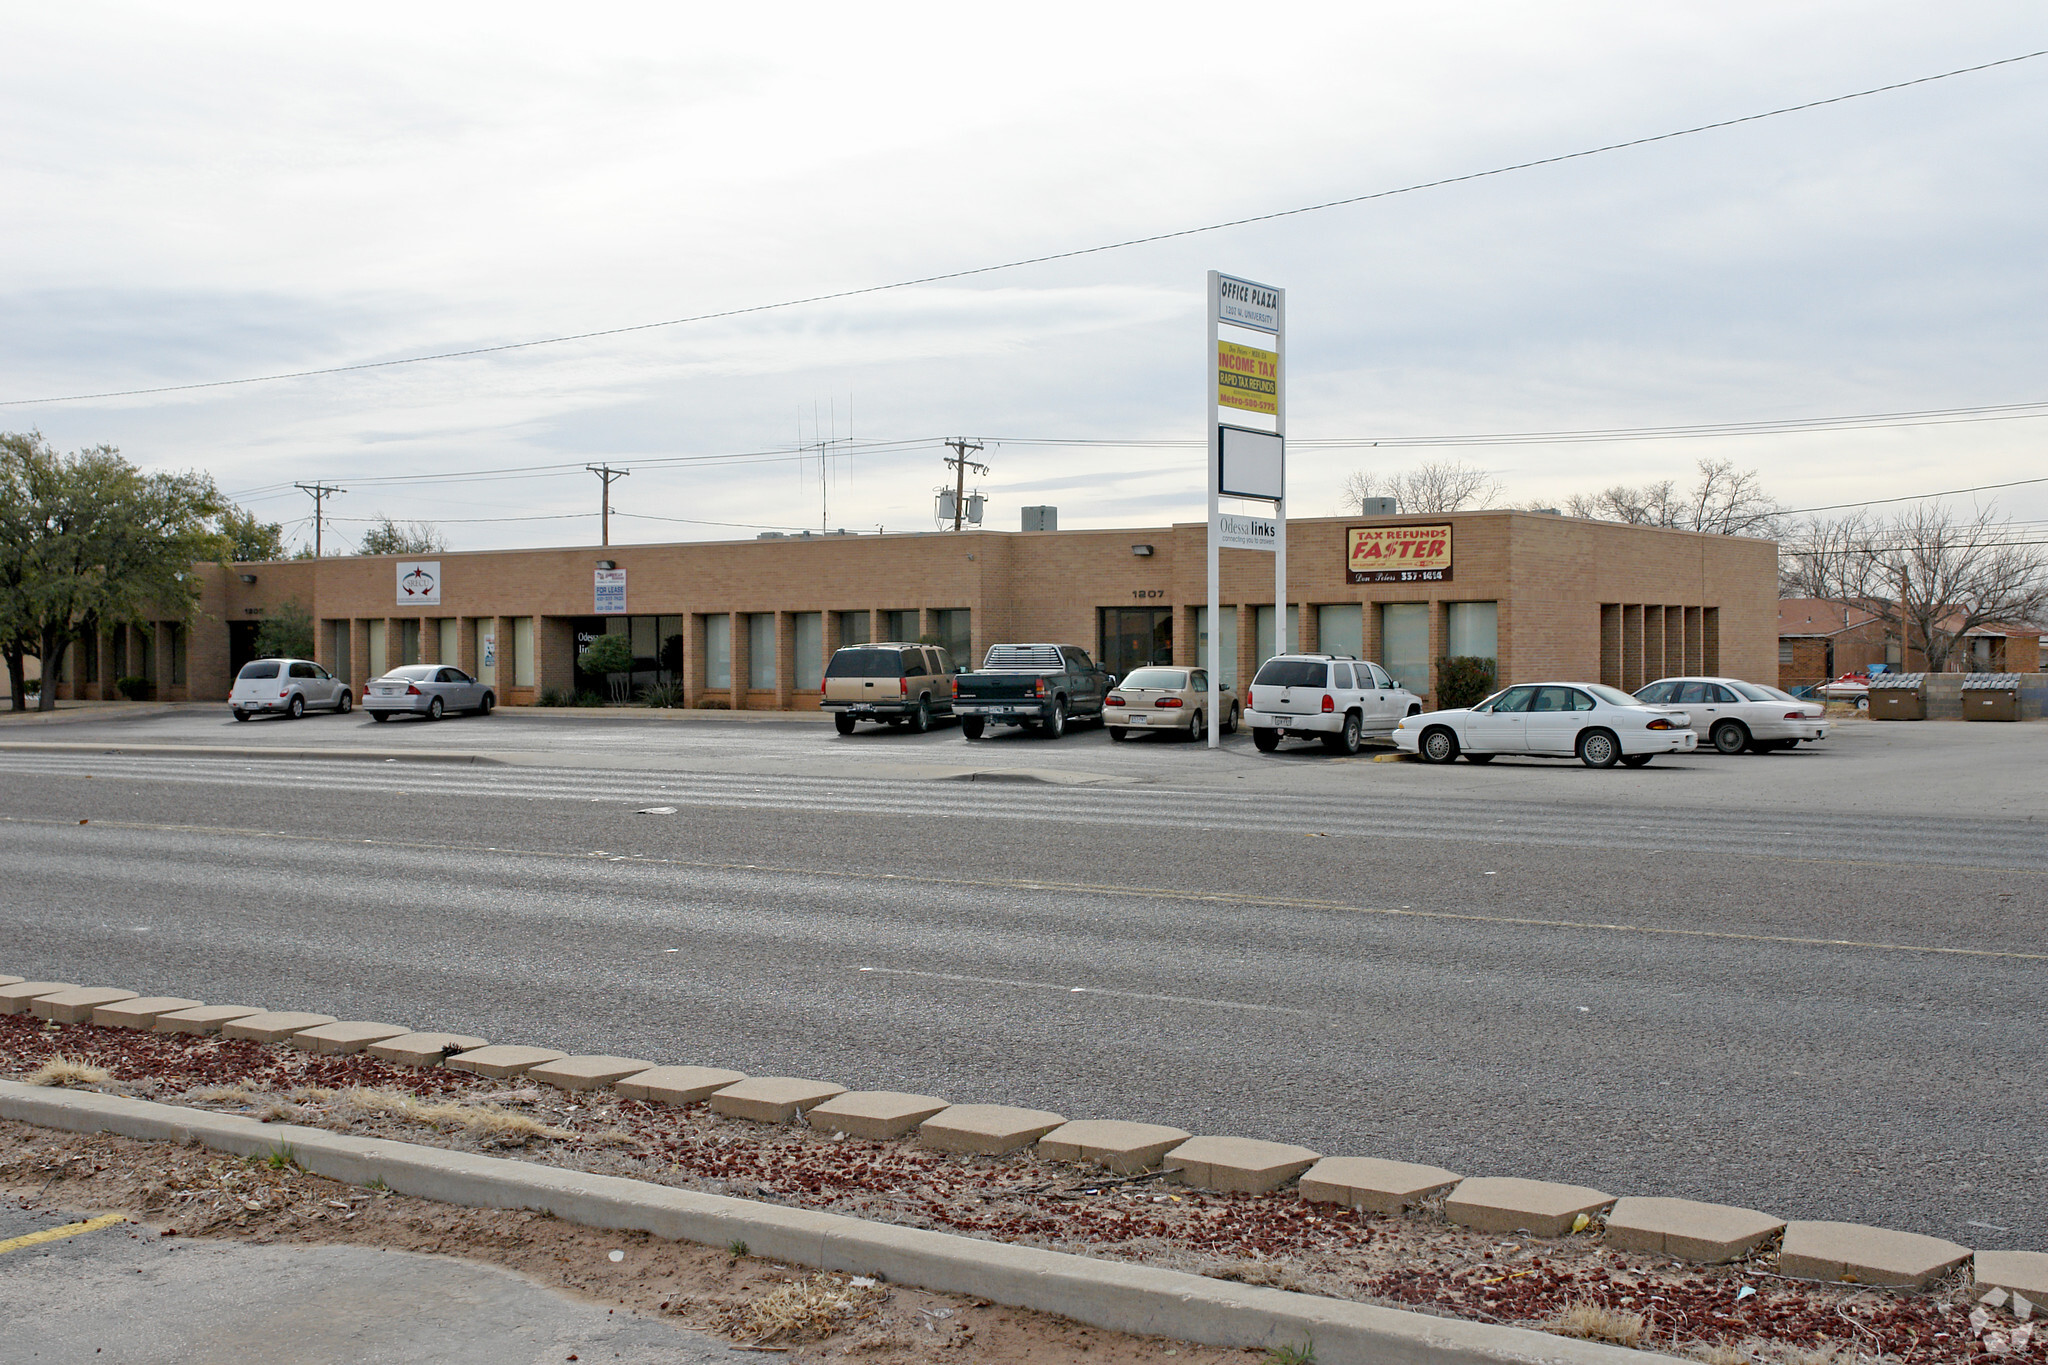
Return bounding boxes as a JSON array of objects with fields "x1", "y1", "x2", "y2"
[{"x1": 1206, "y1": 270, "x2": 1285, "y2": 749}]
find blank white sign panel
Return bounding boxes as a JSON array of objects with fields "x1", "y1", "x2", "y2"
[{"x1": 1219, "y1": 427, "x2": 1284, "y2": 501}]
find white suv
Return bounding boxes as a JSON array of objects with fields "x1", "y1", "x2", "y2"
[
  {"x1": 230, "y1": 658, "x2": 352, "y2": 721},
  {"x1": 1244, "y1": 654, "x2": 1423, "y2": 754}
]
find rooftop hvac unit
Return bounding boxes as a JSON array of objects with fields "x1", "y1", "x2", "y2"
[
  {"x1": 1358, "y1": 497, "x2": 1397, "y2": 516},
  {"x1": 1022, "y1": 505, "x2": 1057, "y2": 532}
]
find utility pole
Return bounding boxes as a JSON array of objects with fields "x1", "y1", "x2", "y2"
[
  {"x1": 587, "y1": 464, "x2": 630, "y2": 547},
  {"x1": 943, "y1": 439, "x2": 988, "y2": 532},
  {"x1": 294, "y1": 482, "x2": 344, "y2": 558}
]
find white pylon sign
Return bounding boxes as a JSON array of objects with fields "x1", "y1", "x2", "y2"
[{"x1": 1207, "y1": 271, "x2": 1286, "y2": 749}]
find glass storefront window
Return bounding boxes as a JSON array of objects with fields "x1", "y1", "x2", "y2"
[
  {"x1": 837, "y1": 611, "x2": 870, "y2": 646},
  {"x1": 703, "y1": 615, "x2": 731, "y2": 688},
  {"x1": 1254, "y1": 605, "x2": 1299, "y2": 667},
  {"x1": 329, "y1": 621, "x2": 350, "y2": 681},
  {"x1": 883, "y1": 610, "x2": 919, "y2": 642},
  {"x1": 1380, "y1": 603, "x2": 1428, "y2": 696},
  {"x1": 794, "y1": 613, "x2": 823, "y2": 690},
  {"x1": 1196, "y1": 606, "x2": 1238, "y2": 690},
  {"x1": 1316, "y1": 604, "x2": 1363, "y2": 660},
  {"x1": 1446, "y1": 601, "x2": 1498, "y2": 662},
  {"x1": 437, "y1": 618, "x2": 458, "y2": 668},
  {"x1": 472, "y1": 619, "x2": 493, "y2": 684},
  {"x1": 513, "y1": 617, "x2": 535, "y2": 686},
  {"x1": 369, "y1": 621, "x2": 389, "y2": 680},
  {"x1": 930, "y1": 608, "x2": 971, "y2": 669},
  {"x1": 401, "y1": 619, "x2": 421, "y2": 666},
  {"x1": 748, "y1": 613, "x2": 776, "y2": 689}
]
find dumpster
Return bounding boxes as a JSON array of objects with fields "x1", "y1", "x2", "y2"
[
  {"x1": 1868, "y1": 673, "x2": 1925, "y2": 720},
  {"x1": 1963, "y1": 673, "x2": 2021, "y2": 721}
]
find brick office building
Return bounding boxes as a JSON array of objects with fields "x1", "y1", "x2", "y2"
[{"x1": 50, "y1": 510, "x2": 1780, "y2": 709}]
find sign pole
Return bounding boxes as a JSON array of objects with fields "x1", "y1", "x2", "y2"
[
  {"x1": 1206, "y1": 272, "x2": 1222, "y2": 750},
  {"x1": 1274, "y1": 287, "x2": 1288, "y2": 658}
]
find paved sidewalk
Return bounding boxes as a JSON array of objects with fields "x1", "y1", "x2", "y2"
[{"x1": 0, "y1": 1196, "x2": 728, "y2": 1364}]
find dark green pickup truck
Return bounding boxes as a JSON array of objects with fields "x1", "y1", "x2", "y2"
[{"x1": 953, "y1": 643, "x2": 1114, "y2": 740}]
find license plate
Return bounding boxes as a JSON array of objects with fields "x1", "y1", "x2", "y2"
[{"x1": 1128, "y1": 715, "x2": 1148, "y2": 725}]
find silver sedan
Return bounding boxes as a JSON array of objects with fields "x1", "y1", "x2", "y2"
[{"x1": 364, "y1": 665, "x2": 495, "y2": 721}]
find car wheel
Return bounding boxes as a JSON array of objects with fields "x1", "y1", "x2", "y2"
[
  {"x1": 1578, "y1": 728, "x2": 1620, "y2": 768},
  {"x1": 834, "y1": 713, "x2": 856, "y2": 735},
  {"x1": 1419, "y1": 726, "x2": 1459, "y2": 764},
  {"x1": 1043, "y1": 701, "x2": 1067, "y2": 739},
  {"x1": 961, "y1": 716, "x2": 985, "y2": 740},
  {"x1": 478, "y1": 692, "x2": 493, "y2": 716},
  {"x1": 1222, "y1": 704, "x2": 1239, "y2": 735},
  {"x1": 1711, "y1": 720, "x2": 1750, "y2": 755},
  {"x1": 336, "y1": 691, "x2": 352, "y2": 714},
  {"x1": 370, "y1": 711, "x2": 390, "y2": 723},
  {"x1": 1620, "y1": 754, "x2": 1653, "y2": 767},
  {"x1": 427, "y1": 697, "x2": 444, "y2": 721},
  {"x1": 1108, "y1": 724, "x2": 1129, "y2": 741},
  {"x1": 1187, "y1": 709, "x2": 1206, "y2": 742},
  {"x1": 1465, "y1": 753, "x2": 1494, "y2": 764},
  {"x1": 1320, "y1": 710, "x2": 1361, "y2": 755},
  {"x1": 231, "y1": 708, "x2": 249, "y2": 722},
  {"x1": 287, "y1": 695, "x2": 304, "y2": 720},
  {"x1": 910, "y1": 700, "x2": 931, "y2": 734},
  {"x1": 1252, "y1": 727, "x2": 1280, "y2": 753}
]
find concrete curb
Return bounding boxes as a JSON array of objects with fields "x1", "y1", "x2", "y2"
[
  {"x1": 0, "y1": 1080, "x2": 1677, "y2": 1365},
  {"x1": 0, "y1": 741, "x2": 500, "y2": 766}
]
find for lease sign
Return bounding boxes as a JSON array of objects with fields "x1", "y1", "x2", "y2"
[{"x1": 1347, "y1": 524, "x2": 1452, "y2": 584}]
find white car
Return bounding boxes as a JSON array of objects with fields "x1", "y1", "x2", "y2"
[
  {"x1": 1634, "y1": 676, "x2": 1827, "y2": 754},
  {"x1": 229, "y1": 658, "x2": 351, "y2": 721},
  {"x1": 1244, "y1": 654, "x2": 1424, "y2": 755},
  {"x1": 365, "y1": 664, "x2": 495, "y2": 722},
  {"x1": 1394, "y1": 681, "x2": 1696, "y2": 768}
]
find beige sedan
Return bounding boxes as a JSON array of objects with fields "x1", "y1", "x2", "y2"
[{"x1": 1104, "y1": 667, "x2": 1241, "y2": 742}]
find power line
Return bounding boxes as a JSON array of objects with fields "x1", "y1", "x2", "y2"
[
  {"x1": 292, "y1": 481, "x2": 344, "y2": 558},
  {"x1": 587, "y1": 463, "x2": 629, "y2": 547},
  {"x1": 9, "y1": 48, "x2": 2043, "y2": 409}
]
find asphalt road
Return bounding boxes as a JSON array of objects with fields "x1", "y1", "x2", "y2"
[
  {"x1": 0, "y1": 711, "x2": 2042, "y2": 1252},
  {"x1": 0, "y1": 1195, "x2": 724, "y2": 1363}
]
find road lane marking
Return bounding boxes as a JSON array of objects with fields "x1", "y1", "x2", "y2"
[
  {"x1": 7, "y1": 814, "x2": 2046, "y2": 963},
  {"x1": 0, "y1": 1213, "x2": 126, "y2": 1256},
  {"x1": 853, "y1": 966, "x2": 1321, "y2": 1016}
]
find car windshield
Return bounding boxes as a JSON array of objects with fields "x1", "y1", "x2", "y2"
[
  {"x1": 1586, "y1": 683, "x2": 1645, "y2": 708},
  {"x1": 1252, "y1": 659, "x2": 1325, "y2": 688},
  {"x1": 386, "y1": 665, "x2": 439, "y2": 680},
  {"x1": 237, "y1": 661, "x2": 280, "y2": 680},
  {"x1": 826, "y1": 648, "x2": 905, "y2": 678},
  {"x1": 1121, "y1": 668, "x2": 1187, "y2": 689},
  {"x1": 1728, "y1": 681, "x2": 1777, "y2": 701}
]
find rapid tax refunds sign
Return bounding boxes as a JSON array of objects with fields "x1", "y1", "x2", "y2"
[
  {"x1": 1217, "y1": 513, "x2": 1278, "y2": 552},
  {"x1": 1347, "y1": 524, "x2": 1453, "y2": 583}
]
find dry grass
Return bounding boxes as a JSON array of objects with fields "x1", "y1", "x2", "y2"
[
  {"x1": 186, "y1": 1083, "x2": 255, "y2": 1104},
  {"x1": 1545, "y1": 1300, "x2": 1649, "y2": 1349},
  {"x1": 23, "y1": 1055, "x2": 112, "y2": 1089},
  {"x1": 338, "y1": 1087, "x2": 571, "y2": 1145},
  {"x1": 1692, "y1": 1344, "x2": 1751, "y2": 1365},
  {"x1": 715, "y1": 1273, "x2": 886, "y2": 1344}
]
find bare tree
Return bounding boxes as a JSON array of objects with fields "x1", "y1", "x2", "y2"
[
  {"x1": 1563, "y1": 458, "x2": 1780, "y2": 536},
  {"x1": 1339, "y1": 460, "x2": 1501, "y2": 515},
  {"x1": 357, "y1": 517, "x2": 447, "y2": 556},
  {"x1": 1780, "y1": 504, "x2": 2048, "y2": 672}
]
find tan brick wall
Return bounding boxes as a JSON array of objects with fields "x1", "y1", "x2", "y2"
[{"x1": 172, "y1": 513, "x2": 1779, "y2": 706}]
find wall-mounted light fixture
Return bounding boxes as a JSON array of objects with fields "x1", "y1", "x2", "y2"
[
  {"x1": 1131, "y1": 544, "x2": 1154, "y2": 557},
  {"x1": 238, "y1": 573, "x2": 258, "y2": 584},
  {"x1": 594, "y1": 560, "x2": 617, "y2": 571}
]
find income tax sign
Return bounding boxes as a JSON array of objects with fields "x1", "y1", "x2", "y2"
[{"x1": 1347, "y1": 524, "x2": 1453, "y2": 584}]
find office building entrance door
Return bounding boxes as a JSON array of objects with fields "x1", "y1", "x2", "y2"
[{"x1": 1100, "y1": 608, "x2": 1172, "y2": 681}]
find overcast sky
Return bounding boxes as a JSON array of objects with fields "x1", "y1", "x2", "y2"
[{"x1": 4, "y1": 3, "x2": 2044, "y2": 552}]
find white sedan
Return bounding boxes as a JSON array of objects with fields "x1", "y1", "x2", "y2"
[
  {"x1": 1633, "y1": 676, "x2": 1827, "y2": 754},
  {"x1": 1394, "y1": 682, "x2": 1696, "y2": 768},
  {"x1": 365, "y1": 664, "x2": 495, "y2": 722}
]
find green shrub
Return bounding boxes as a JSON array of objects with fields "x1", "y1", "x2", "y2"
[
  {"x1": 115, "y1": 675, "x2": 153, "y2": 701},
  {"x1": 577, "y1": 633, "x2": 634, "y2": 675},
  {"x1": 573, "y1": 690, "x2": 607, "y2": 707},
  {"x1": 23, "y1": 678, "x2": 40, "y2": 697},
  {"x1": 1434, "y1": 656, "x2": 1497, "y2": 711},
  {"x1": 537, "y1": 688, "x2": 568, "y2": 707},
  {"x1": 639, "y1": 680, "x2": 684, "y2": 708},
  {"x1": 696, "y1": 697, "x2": 730, "y2": 710}
]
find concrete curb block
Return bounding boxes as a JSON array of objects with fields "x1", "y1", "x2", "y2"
[
  {"x1": 0, "y1": 741, "x2": 500, "y2": 765},
  {"x1": 0, "y1": 1081, "x2": 1680, "y2": 1365}
]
